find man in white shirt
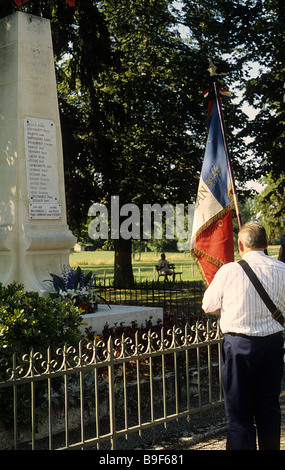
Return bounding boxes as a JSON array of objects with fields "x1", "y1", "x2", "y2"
[{"x1": 202, "y1": 222, "x2": 284, "y2": 450}]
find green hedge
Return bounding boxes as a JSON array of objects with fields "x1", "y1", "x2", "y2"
[
  {"x1": 0, "y1": 282, "x2": 83, "y2": 429},
  {"x1": 0, "y1": 282, "x2": 83, "y2": 359}
]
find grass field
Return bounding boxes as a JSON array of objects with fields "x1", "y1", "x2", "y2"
[
  {"x1": 70, "y1": 250, "x2": 201, "y2": 281},
  {"x1": 69, "y1": 245, "x2": 281, "y2": 282}
]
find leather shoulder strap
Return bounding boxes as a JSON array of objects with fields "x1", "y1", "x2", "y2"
[{"x1": 238, "y1": 259, "x2": 284, "y2": 326}]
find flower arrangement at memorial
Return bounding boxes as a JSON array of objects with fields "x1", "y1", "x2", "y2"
[{"x1": 48, "y1": 266, "x2": 104, "y2": 314}]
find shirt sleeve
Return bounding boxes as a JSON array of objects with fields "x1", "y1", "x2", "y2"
[{"x1": 202, "y1": 267, "x2": 225, "y2": 313}]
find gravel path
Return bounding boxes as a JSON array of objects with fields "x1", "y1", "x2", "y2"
[{"x1": 150, "y1": 373, "x2": 285, "y2": 451}]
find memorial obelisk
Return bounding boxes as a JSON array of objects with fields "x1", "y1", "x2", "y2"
[{"x1": 0, "y1": 12, "x2": 76, "y2": 293}]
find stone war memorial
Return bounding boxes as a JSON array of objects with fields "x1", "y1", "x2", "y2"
[
  {"x1": 0, "y1": 12, "x2": 76, "y2": 294},
  {"x1": 0, "y1": 11, "x2": 163, "y2": 330}
]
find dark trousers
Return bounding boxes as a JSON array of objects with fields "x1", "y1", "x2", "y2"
[{"x1": 222, "y1": 333, "x2": 284, "y2": 450}]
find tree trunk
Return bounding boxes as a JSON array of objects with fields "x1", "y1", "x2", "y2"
[{"x1": 114, "y1": 238, "x2": 135, "y2": 288}]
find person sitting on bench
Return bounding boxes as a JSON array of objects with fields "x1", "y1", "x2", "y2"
[{"x1": 157, "y1": 253, "x2": 175, "y2": 281}]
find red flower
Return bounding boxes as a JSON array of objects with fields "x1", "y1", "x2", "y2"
[
  {"x1": 78, "y1": 301, "x2": 91, "y2": 312},
  {"x1": 13, "y1": 0, "x2": 29, "y2": 6}
]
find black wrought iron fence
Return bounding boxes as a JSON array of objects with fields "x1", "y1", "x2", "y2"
[
  {"x1": 95, "y1": 280, "x2": 206, "y2": 319},
  {"x1": 0, "y1": 320, "x2": 223, "y2": 450}
]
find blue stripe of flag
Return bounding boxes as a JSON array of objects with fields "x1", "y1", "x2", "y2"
[{"x1": 201, "y1": 103, "x2": 233, "y2": 209}]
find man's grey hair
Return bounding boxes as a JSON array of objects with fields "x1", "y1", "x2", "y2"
[{"x1": 238, "y1": 222, "x2": 268, "y2": 249}]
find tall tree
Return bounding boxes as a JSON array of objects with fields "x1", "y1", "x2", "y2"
[
  {"x1": 240, "y1": 0, "x2": 285, "y2": 179},
  {"x1": 61, "y1": 0, "x2": 254, "y2": 286},
  {"x1": 251, "y1": 172, "x2": 285, "y2": 242},
  {"x1": 182, "y1": 0, "x2": 284, "y2": 179},
  {"x1": 181, "y1": 0, "x2": 270, "y2": 182},
  {"x1": 86, "y1": 0, "x2": 207, "y2": 286},
  {"x1": 2, "y1": 0, "x2": 275, "y2": 287}
]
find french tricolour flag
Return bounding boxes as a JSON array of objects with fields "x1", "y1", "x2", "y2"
[{"x1": 190, "y1": 101, "x2": 235, "y2": 286}]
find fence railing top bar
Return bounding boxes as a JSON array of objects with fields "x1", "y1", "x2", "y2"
[{"x1": 0, "y1": 320, "x2": 222, "y2": 387}]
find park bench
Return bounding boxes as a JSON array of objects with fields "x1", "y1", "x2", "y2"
[{"x1": 155, "y1": 263, "x2": 182, "y2": 282}]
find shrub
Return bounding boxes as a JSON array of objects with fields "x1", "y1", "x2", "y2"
[
  {"x1": 0, "y1": 282, "x2": 83, "y2": 429},
  {"x1": 0, "y1": 282, "x2": 83, "y2": 359}
]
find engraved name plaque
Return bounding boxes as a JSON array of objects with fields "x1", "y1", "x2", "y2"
[{"x1": 24, "y1": 117, "x2": 61, "y2": 219}]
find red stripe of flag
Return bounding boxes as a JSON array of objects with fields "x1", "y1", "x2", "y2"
[{"x1": 192, "y1": 210, "x2": 234, "y2": 285}]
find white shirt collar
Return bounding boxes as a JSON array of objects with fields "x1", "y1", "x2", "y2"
[{"x1": 242, "y1": 250, "x2": 267, "y2": 261}]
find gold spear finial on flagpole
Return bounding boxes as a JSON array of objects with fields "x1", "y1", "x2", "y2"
[{"x1": 207, "y1": 58, "x2": 218, "y2": 77}]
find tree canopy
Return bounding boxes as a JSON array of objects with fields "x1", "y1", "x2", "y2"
[
  {"x1": 0, "y1": 0, "x2": 283, "y2": 284},
  {"x1": 250, "y1": 173, "x2": 285, "y2": 243}
]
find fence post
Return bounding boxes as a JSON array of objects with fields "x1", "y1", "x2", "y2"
[
  {"x1": 79, "y1": 341, "x2": 85, "y2": 448},
  {"x1": 108, "y1": 336, "x2": 116, "y2": 450},
  {"x1": 30, "y1": 349, "x2": 36, "y2": 450},
  {"x1": 12, "y1": 351, "x2": 18, "y2": 450},
  {"x1": 47, "y1": 346, "x2": 53, "y2": 450}
]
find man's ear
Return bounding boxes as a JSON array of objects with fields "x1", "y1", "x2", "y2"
[{"x1": 238, "y1": 239, "x2": 244, "y2": 253}]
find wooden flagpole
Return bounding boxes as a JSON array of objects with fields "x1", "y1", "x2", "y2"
[{"x1": 213, "y1": 80, "x2": 242, "y2": 229}]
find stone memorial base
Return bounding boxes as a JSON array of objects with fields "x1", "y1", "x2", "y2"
[
  {"x1": 0, "y1": 12, "x2": 76, "y2": 293},
  {"x1": 78, "y1": 304, "x2": 164, "y2": 335}
]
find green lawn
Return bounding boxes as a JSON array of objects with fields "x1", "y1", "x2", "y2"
[
  {"x1": 69, "y1": 245, "x2": 281, "y2": 283},
  {"x1": 70, "y1": 250, "x2": 202, "y2": 282}
]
